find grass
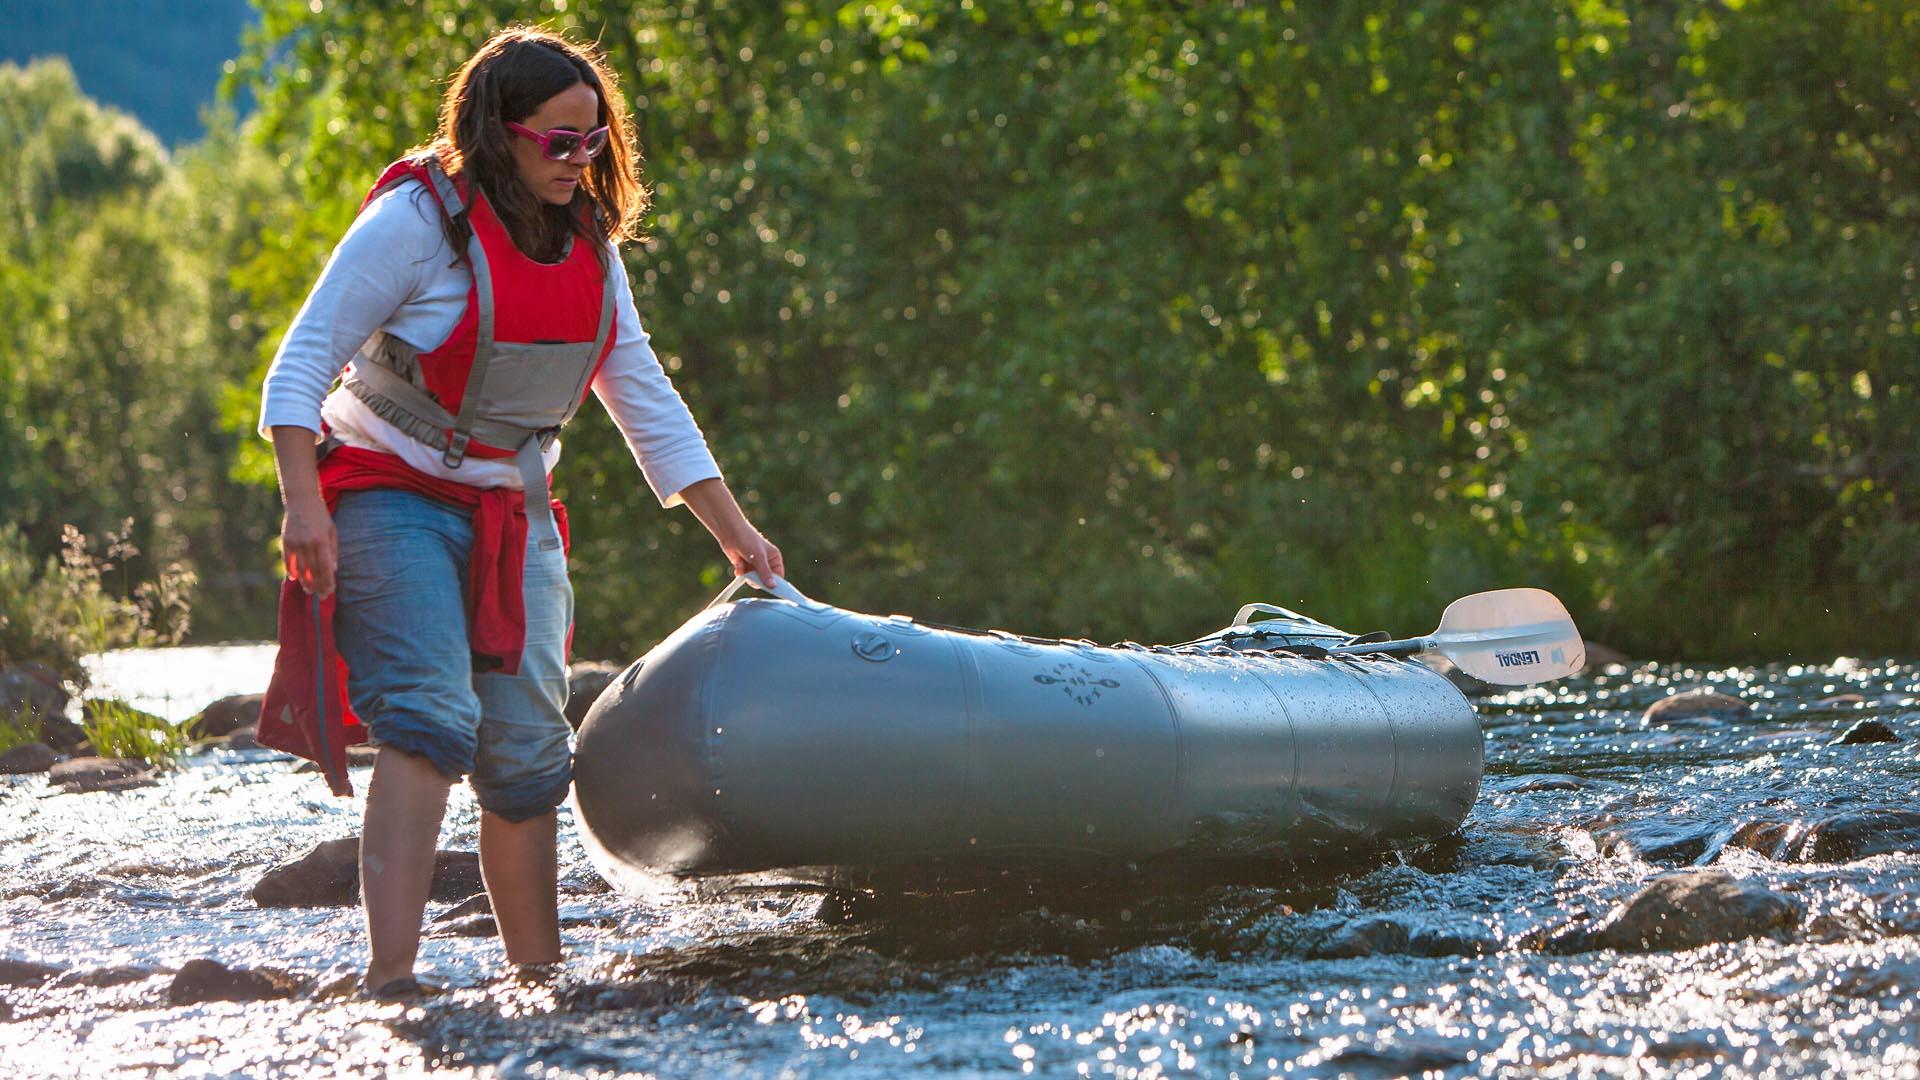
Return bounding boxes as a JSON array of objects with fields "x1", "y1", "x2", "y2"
[
  {"x1": 80, "y1": 699, "x2": 186, "y2": 766},
  {"x1": 0, "y1": 707, "x2": 43, "y2": 755}
]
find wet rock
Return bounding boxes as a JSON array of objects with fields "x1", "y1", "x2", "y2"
[
  {"x1": 1547, "y1": 869, "x2": 1800, "y2": 954},
  {"x1": 188, "y1": 693, "x2": 262, "y2": 738},
  {"x1": 1643, "y1": 690, "x2": 1751, "y2": 725},
  {"x1": 54, "y1": 965, "x2": 163, "y2": 988},
  {"x1": 0, "y1": 959, "x2": 63, "y2": 987},
  {"x1": 1308, "y1": 916, "x2": 1410, "y2": 959},
  {"x1": 252, "y1": 837, "x2": 360, "y2": 907},
  {"x1": 1813, "y1": 693, "x2": 1867, "y2": 709},
  {"x1": 565, "y1": 661, "x2": 623, "y2": 730},
  {"x1": 47, "y1": 757, "x2": 156, "y2": 793},
  {"x1": 224, "y1": 725, "x2": 260, "y2": 750},
  {"x1": 0, "y1": 663, "x2": 77, "y2": 747},
  {"x1": 1794, "y1": 811, "x2": 1920, "y2": 863},
  {"x1": 0, "y1": 742, "x2": 57, "y2": 774},
  {"x1": 347, "y1": 743, "x2": 379, "y2": 765},
  {"x1": 1306, "y1": 916, "x2": 1497, "y2": 959},
  {"x1": 1331, "y1": 1038, "x2": 1471, "y2": 1075},
  {"x1": 1494, "y1": 774, "x2": 1592, "y2": 794},
  {"x1": 167, "y1": 959, "x2": 304, "y2": 1005},
  {"x1": 434, "y1": 893, "x2": 494, "y2": 922},
  {"x1": 252, "y1": 836, "x2": 484, "y2": 907},
  {"x1": 430, "y1": 914, "x2": 499, "y2": 938},
  {"x1": 1591, "y1": 818, "x2": 1720, "y2": 865},
  {"x1": 1832, "y1": 719, "x2": 1899, "y2": 745}
]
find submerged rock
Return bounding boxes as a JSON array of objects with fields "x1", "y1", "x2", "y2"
[
  {"x1": 54, "y1": 965, "x2": 163, "y2": 988},
  {"x1": 0, "y1": 959, "x2": 63, "y2": 987},
  {"x1": 1643, "y1": 691, "x2": 1752, "y2": 725},
  {"x1": 1547, "y1": 869, "x2": 1800, "y2": 954},
  {"x1": 252, "y1": 836, "x2": 484, "y2": 907},
  {"x1": 188, "y1": 693, "x2": 262, "y2": 739},
  {"x1": 47, "y1": 757, "x2": 155, "y2": 793},
  {"x1": 565, "y1": 660, "x2": 623, "y2": 729},
  {"x1": 1832, "y1": 719, "x2": 1899, "y2": 745},
  {"x1": 1590, "y1": 818, "x2": 1721, "y2": 865},
  {"x1": 252, "y1": 837, "x2": 361, "y2": 907},
  {"x1": 1725, "y1": 810, "x2": 1920, "y2": 864},
  {"x1": 1306, "y1": 916, "x2": 1497, "y2": 959},
  {"x1": 167, "y1": 959, "x2": 304, "y2": 1004},
  {"x1": 1796, "y1": 811, "x2": 1920, "y2": 863},
  {"x1": 0, "y1": 742, "x2": 57, "y2": 774}
]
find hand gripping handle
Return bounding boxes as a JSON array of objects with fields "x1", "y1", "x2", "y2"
[{"x1": 705, "y1": 571, "x2": 816, "y2": 611}]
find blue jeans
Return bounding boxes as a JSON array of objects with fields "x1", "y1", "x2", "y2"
[{"x1": 331, "y1": 487, "x2": 574, "y2": 821}]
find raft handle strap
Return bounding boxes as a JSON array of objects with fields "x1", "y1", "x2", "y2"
[
  {"x1": 1233, "y1": 601, "x2": 1311, "y2": 627},
  {"x1": 705, "y1": 572, "x2": 816, "y2": 611}
]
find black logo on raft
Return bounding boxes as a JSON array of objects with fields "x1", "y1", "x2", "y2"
[
  {"x1": 1495, "y1": 649, "x2": 1541, "y2": 668},
  {"x1": 1034, "y1": 664, "x2": 1122, "y2": 706}
]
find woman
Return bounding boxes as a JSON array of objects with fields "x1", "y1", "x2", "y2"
[{"x1": 259, "y1": 27, "x2": 783, "y2": 997}]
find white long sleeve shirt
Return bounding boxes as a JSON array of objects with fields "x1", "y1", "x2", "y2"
[{"x1": 258, "y1": 180, "x2": 721, "y2": 507}]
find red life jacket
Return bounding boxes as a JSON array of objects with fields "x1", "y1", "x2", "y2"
[{"x1": 343, "y1": 154, "x2": 619, "y2": 464}]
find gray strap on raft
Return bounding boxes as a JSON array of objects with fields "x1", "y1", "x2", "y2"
[{"x1": 706, "y1": 573, "x2": 814, "y2": 609}]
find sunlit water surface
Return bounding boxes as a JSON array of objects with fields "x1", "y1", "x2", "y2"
[{"x1": 4, "y1": 648, "x2": 1918, "y2": 1077}]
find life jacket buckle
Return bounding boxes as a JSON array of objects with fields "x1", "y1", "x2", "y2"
[{"x1": 442, "y1": 431, "x2": 472, "y2": 469}]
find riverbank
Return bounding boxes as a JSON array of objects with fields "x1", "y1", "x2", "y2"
[{"x1": 2, "y1": 651, "x2": 1917, "y2": 1076}]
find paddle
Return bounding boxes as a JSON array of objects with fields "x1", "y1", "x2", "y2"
[{"x1": 1321, "y1": 587, "x2": 1586, "y2": 686}]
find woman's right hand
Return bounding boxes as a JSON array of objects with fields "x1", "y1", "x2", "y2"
[
  {"x1": 270, "y1": 425, "x2": 337, "y2": 597},
  {"x1": 282, "y1": 495, "x2": 338, "y2": 597}
]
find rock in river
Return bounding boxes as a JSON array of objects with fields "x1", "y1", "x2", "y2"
[
  {"x1": 167, "y1": 959, "x2": 304, "y2": 1004},
  {"x1": 48, "y1": 757, "x2": 156, "y2": 793},
  {"x1": 1732, "y1": 810, "x2": 1920, "y2": 864},
  {"x1": 252, "y1": 836, "x2": 483, "y2": 907},
  {"x1": 1547, "y1": 869, "x2": 1800, "y2": 954},
  {"x1": 188, "y1": 693, "x2": 263, "y2": 739},
  {"x1": 0, "y1": 742, "x2": 57, "y2": 774},
  {"x1": 1832, "y1": 718, "x2": 1899, "y2": 745},
  {"x1": 1643, "y1": 691, "x2": 1752, "y2": 725}
]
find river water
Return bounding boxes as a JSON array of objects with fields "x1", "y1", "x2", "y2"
[{"x1": 3, "y1": 645, "x2": 1917, "y2": 1077}]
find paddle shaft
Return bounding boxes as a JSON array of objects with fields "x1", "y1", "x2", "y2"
[{"x1": 1328, "y1": 636, "x2": 1436, "y2": 659}]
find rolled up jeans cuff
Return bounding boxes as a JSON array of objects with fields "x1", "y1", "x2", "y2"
[{"x1": 365, "y1": 719, "x2": 471, "y2": 783}]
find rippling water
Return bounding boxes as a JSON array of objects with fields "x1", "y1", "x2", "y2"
[{"x1": 5, "y1": 648, "x2": 1918, "y2": 1077}]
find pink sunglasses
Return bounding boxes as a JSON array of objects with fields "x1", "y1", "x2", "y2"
[{"x1": 506, "y1": 121, "x2": 611, "y2": 161}]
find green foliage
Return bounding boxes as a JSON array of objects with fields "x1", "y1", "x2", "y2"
[
  {"x1": 0, "y1": 522, "x2": 193, "y2": 688},
  {"x1": 81, "y1": 699, "x2": 188, "y2": 767},
  {"x1": 0, "y1": 707, "x2": 43, "y2": 756},
  {"x1": 220, "y1": 0, "x2": 1920, "y2": 660},
  {"x1": 0, "y1": 59, "x2": 283, "y2": 639},
  {"x1": 13, "y1": 2, "x2": 1916, "y2": 663}
]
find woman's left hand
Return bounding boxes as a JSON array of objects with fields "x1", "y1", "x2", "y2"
[
  {"x1": 678, "y1": 477, "x2": 788, "y2": 584},
  {"x1": 723, "y1": 528, "x2": 785, "y2": 585}
]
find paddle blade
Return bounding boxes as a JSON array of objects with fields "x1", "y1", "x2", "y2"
[{"x1": 1432, "y1": 588, "x2": 1585, "y2": 686}]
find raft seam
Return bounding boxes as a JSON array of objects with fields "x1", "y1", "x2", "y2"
[{"x1": 1117, "y1": 652, "x2": 1185, "y2": 843}]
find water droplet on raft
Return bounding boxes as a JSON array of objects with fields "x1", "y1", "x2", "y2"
[
  {"x1": 1095, "y1": 748, "x2": 1105, "y2": 758},
  {"x1": 1086, "y1": 824, "x2": 1096, "y2": 834}
]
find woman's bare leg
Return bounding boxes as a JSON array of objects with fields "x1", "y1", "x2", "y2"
[
  {"x1": 361, "y1": 748, "x2": 452, "y2": 988},
  {"x1": 478, "y1": 809, "x2": 562, "y2": 965}
]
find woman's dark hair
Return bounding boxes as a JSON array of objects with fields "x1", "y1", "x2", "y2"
[{"x1": 414, "y1": 26, "x2": 645, "y2": 263}]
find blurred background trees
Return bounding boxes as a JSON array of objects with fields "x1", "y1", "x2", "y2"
[{"x1": 2, "y1": 1, "x2": 1914, "y2": 659}]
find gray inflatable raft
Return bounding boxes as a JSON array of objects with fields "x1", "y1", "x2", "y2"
[{"x1": 573, "y1": 584, "x2": 1481, "y2": 879}]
